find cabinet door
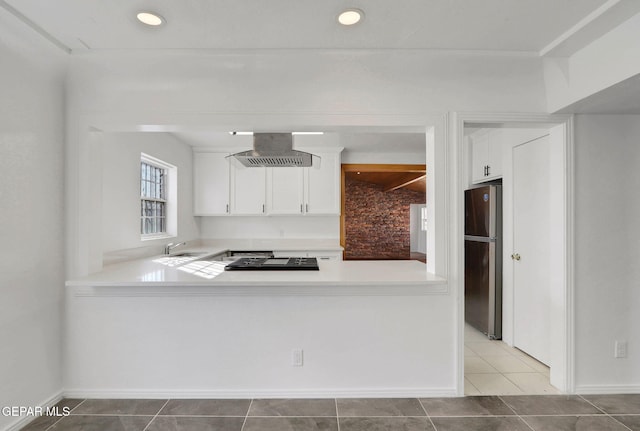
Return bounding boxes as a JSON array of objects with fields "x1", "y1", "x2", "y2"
[
  {"x1": 273, "y1": 250, "x2": 308, "y2": 258},
  {"x1": 267, "y1": 167, "x2": 305, "y2": 215},
  {"x1": 193, "y1": 152, "x2": 229, "y2": 215},
  {"x1": 471, "y1": 132, "x2": 489, "y2": 183},
  {"x1": 486, "y1": 130, "x2": 503, "y2": 180},
  {"x1": 307, "y1": 251, "x2": 343, "y2": 261},
  {"x1": 305, "y1": 152, "x2": 340, "y2": 215},
  {"x1": 231, "y1": 165, "x2": 266, "y2": 215}
]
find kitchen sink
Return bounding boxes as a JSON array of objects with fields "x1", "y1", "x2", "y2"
[{"x1": 170, "y1": 251, "x2": 209, "y2": 257}]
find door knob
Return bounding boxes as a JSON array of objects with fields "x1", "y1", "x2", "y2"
[{"x1": 511, "y1": 253, "x2": 521, "y2": 261}]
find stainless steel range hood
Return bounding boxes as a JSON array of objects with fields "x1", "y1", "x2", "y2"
[{"x1": 229, "y1": 133, "x2": 315, "y2": 167}]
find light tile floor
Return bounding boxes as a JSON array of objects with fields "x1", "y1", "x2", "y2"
[{"x1": 464, "y1": 323, "x2": 560, "y2": 395}]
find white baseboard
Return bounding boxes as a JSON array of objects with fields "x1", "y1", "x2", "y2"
[
  {"x1": 575, "y1": 384, "x2": 640, "y2": 394},
  {"x1": 63, "y1": 387, "x2": 457, "y2": 399},
  {"x1": 3, "y1": 391, "x2": 63, "y2": 431}
]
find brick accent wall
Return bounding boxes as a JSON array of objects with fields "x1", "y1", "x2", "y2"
[{"x1": 345, "y1": 177, "x2": 426, "y2": 260}]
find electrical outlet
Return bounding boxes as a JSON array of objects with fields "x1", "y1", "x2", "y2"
[
  {"x1": 615, "y1": 341, "x2": 627, "y2": 358},
  {"x1": 291, "y1": 348, "x2": 303, "y2": 366}
]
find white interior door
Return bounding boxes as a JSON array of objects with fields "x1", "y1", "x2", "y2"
[{"x1": 512, "y1": 136, "x2": 551, "y2": 365}]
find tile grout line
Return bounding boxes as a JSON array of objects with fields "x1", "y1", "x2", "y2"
[
  {"x1": 240, "y1": 398, "x2": 253, "y2": 431},
  {"x1": 498, "y1": 395, "x2": 536, "y2": 431},
  {"x1": 335, "y1": 398, "x2": 340, "y2": 431},
  {"x1": 502, "y1": 371, "x2": 535, "y2": 395},
  {"x1": 465, "y1": 324, "x2": 555, "y2": 395},
  {"x1": 417, "y1": 398, "x2": 438, "y2": 431},
  {"x1": 578, "y1": 395, "x2": 634, "y2": 431},
  {"x1": 142, "y1": 399, "x2": 170, "y2": 431},
  {"x1": 43, "y1": 398, "x2": 87, "y2": 431},
  {"x1": 463, "y1": 377, "x2": 482, "y2": 396}
]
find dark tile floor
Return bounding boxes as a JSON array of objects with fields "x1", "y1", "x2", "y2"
[{"x1": 18, "y1": 394, "x2": 640, "y2": 431}]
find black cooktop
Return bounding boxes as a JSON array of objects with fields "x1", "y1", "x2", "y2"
[{"x1": 224, "y1": 257, "x2": 319, "y2": 271}]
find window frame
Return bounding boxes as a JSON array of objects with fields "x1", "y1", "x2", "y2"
[{"x1": 140, "y1": 153, "x2": 176, "y2": 240}]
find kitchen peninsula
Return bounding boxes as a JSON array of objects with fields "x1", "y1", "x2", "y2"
[{"x1": 64, "y1": 241, "x2": 452, "y2": 399}]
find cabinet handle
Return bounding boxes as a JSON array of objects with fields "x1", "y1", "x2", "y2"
[
  {"x1": 487, "y1": 165, "x2": 491, "y2": 176},
  {"x1": 226, "y1": 204, "x2": 229, "y2": 213},
  {"x1": 300, "y1": 204, "x2": 303, "y2": 213},
  {"x1": 305, "y1": 203, "x2": 309, "y2": 213},
  {"x1": 262, "y1": 204, "x2": 265, "y2": 213}
]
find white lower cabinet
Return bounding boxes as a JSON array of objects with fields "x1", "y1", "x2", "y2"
[{"x1": 273, "y1": 250, "x2": 343, "y2": 260}]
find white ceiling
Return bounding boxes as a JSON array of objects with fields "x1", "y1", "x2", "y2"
[
  {"x1": 5, "y1": 0, "x2": 638, "y2": 137},
  {"x1": 4, "y1": 0, "x2": 609, "y2": 52}
]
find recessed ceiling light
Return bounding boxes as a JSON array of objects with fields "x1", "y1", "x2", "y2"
[
  {"x1": 136, "y1": 11, "x2": 165, "y2": 26},
  {"x1": 338, "y1": 8, "x2": 364, "y2": 26}
]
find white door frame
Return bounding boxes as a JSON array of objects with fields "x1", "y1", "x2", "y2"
[{"x1": 452, "y1": 112, "x2": 575, "y2": 395}]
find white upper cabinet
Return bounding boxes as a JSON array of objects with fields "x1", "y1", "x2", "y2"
[
  {"x1": 265, "y1": 150, "x2": 342, "y2": 216},
  {"x1": 193, "y1": 152, "x2": 230, "y2": 215},
  {"x1": 471, "y1": 130, "x2": 503, "y2": 184},
  {"x1": 470, "y1": 128, "x2": 551, "y2": 185},
  {"x1": 194, "y1": 148, "x2": 341, "y2": 216},
  {"x1": 305, "y1": 152, "x2": 341, "y2": 215},
  {"x1": 231, "y1": 164, "x2": 266, "y2": 215},
  {"x1": 267, "y1": 167, "x2": 306, "y2": 215}
]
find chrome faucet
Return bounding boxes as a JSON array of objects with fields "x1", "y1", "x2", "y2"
[{"x1": 164, "y1": 242, "x2": 186, "y2": 255}]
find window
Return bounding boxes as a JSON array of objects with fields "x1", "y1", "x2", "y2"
[
  {"x1": 141, "y1": 160, "x2": 166, "y2": 235},
  {"x1": 140, "y1": 155, "x2": 171, "y2": 236}
]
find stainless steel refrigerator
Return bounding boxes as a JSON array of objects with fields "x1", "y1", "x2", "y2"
[{"x1": 465, "y1": 185, "x2": 502, "y2": 340}]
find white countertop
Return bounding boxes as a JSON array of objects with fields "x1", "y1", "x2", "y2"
[{"x1": 67, "y1": 245, "x2": 445, "y2": 289}]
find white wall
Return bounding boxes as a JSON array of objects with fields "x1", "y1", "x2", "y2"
[
  {"x1": 574, "y1": 115, "x2": 640, "y2": 392},
  {"x1": 101, "y1": 133, "x2": 199, "y2": 263},
  {"x1": 65, "y1": 48, "x2": 545, "y2": 280},
  {"x1": 67, "y1": 50, "x2": 547, "y2": 115},
  {"x1": 544, "y1": 12, "x2": 640, "y2": 113},
  {"x1": 199, "y1": 216, "x2": 339, "y2": 240},
  {"x1": 342, "y1": 151, "x2": 426, "y2": 165},
  {"x1": 0, "y1": 8, "x2": 67, "y2": 431},
  {"x1": 410, "y1": 204, "x2": 427, "y2": 254},
  {"x1": 65, "y1": 285, "x2": 456, "y2": 398}
]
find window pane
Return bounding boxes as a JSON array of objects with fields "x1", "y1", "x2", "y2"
[{"x1": 141, "y1": 160, "x2": 169, "y2": 235}]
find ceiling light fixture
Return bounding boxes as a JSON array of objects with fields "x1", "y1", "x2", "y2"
[
  {"x1": 338, "y1": 8, "x2": 364, "y2": 26},
  {"x1": 136, "y1": 11, "x2": 165, "y2": 26}
]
